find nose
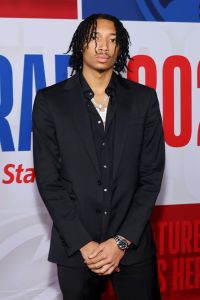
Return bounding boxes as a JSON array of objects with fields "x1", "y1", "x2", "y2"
[{"x1": 97, "y1": 37, "x2": 108, "y2": 52}]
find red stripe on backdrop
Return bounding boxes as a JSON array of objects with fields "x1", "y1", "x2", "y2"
[
  {"x1": 0, "y1": 0, "x2": 77, "y2": 19},
  {"x1": 101, "y1": 203, "x2": 200, "y2": 300}
]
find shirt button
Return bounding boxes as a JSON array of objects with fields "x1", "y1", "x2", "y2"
[
  {"x1": 104, "y1": 211, "x2": 108, "y2": 215},
  {"x1": 103, "y1": 188, "x2": 108, "y2": 192},
  {"x1": 102, "y1": 142, "x2": 106, "y2": 146},
  {"x1": 103, "y1": 164, "x2": 107, "y2": 168},
  {"x1": 98, "y1": 120, "x2": 101, "y2": 124}
]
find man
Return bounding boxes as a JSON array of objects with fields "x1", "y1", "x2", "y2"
[{"x1": 32, "y1": 13, "x2": 165, "y2": 300}]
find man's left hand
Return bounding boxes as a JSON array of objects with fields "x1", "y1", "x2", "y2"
[{"x1": 84, "y1": 238, "x2": 125, "y2": 275}]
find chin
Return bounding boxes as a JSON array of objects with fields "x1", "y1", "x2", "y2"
[{"x1": 95, "y1": 65, "x2": 113, "y2": 73}]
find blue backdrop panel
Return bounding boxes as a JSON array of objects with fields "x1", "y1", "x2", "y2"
[{"x1": 82, "y1": 0, "x2": 200, "y2": 22}]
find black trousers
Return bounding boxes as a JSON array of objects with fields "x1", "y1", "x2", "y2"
[{"x1": 57, "y1": 256, "x2": 161, "y2": 300}]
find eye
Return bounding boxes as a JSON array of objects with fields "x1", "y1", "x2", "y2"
[{"x1": 110, "y1": 38, "x2": 116, "y2": 43}]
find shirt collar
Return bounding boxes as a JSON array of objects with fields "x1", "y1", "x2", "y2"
[{"x1": 79, "y1": 71, "x2": 116, "y2": 101}]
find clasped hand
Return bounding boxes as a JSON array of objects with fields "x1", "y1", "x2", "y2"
[{"x1": 80, "y1": 239, "x2": 125, "y2": 275}]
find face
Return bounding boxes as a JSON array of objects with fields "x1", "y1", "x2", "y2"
[{"x1": 82, "y1": 18, "x2": 120, "y2": 73}]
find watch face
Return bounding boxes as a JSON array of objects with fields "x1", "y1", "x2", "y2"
[{"x1": 118, "y1": 239, "x2": 128, "y2": 250}]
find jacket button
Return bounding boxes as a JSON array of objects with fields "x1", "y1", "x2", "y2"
[{"x1": 97, "y1": 179, "x2": 102, "y2": 185}]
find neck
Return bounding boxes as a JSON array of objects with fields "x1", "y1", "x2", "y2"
[{"x1": 82, "y1": 67, "x2": 113, "y2": 95}]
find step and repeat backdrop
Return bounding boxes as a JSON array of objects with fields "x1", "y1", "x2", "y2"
[{"x1": 0, "y1": 1, "x2": 200, "y2": 299}]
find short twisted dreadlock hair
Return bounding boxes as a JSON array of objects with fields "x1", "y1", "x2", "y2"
[{"x1": 66, "y1": 13, "x2": 131, "y2": 76}]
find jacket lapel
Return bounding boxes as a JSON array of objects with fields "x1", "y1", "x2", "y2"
[
  {"x1": 64, "y1": 74, "x2": 101, "y2": 177},
  {"x1": 112, "y1": 77, "x2": 132, "y2": 182}
]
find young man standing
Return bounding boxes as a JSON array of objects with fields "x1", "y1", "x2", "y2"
[{"x1": 33, "y1": 14, "x2": 165, "y2": 300}]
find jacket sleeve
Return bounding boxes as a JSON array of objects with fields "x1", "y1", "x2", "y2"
[
  {"x1": 117, "y1": 88, "x2": 165, "y2": 247},
  {"x1": 32, "y1": 90, "x2": 92, "y2": 256}
]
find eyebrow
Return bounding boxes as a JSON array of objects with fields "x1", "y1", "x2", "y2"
[{"x1": 94, "y1": 31, "x2": 117, "y2": 36}]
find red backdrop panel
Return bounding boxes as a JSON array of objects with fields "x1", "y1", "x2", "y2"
[{"x1": 0, "y1": 0, "x2": 77, "y2": 19}]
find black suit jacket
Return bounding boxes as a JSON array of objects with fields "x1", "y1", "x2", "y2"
[{"x1": 32, "y1": 72, "x2": 165, "y2": 267}]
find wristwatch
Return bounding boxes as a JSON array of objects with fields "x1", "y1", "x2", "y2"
[{"x1": 114, "y1": 235, "x2": 129, "y2": 251}]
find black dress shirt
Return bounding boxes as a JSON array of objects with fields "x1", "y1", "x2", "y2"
[{"x1": 79, "y1": 71, "x2": 117, "y2": 240}]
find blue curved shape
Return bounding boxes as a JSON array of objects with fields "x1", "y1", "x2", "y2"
[{"x1": 136, "y1": 0, "x2": 200, "y2": 22}]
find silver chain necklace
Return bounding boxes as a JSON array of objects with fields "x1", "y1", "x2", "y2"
[{"x1": 91, "y1": 94, "x2": 109, "y2": 112}]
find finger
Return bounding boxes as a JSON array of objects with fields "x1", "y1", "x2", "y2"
[
  {"x1": 101, "y1": 265, "x2": 116, "y2": 276},
  {"x1": 85, "y1": 252, "x2": 106, "y2": 265},
  {"x1": 101, "y1": 263, "x2": 120, "y2": 275},
  {"x1": 92, "y1": 263, "x2": 113, "y2": 275},
  {"x1": 114, "y1": 266, "x2": 120, "y2": 272},
  {"x1": 88, "y1": 245, "x2": 104, "y2": 259},
  {"x1": 87, "y1": 259, "x2": 109, "y2": 270}
]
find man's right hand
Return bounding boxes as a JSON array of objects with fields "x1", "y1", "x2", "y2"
[{"x1": 80, "y1": 241, "x2": 99, "y2": 261}]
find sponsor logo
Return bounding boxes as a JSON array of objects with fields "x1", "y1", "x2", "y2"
[{"x1": 2, "y1": 163, "x2": 35, "y2": 184}]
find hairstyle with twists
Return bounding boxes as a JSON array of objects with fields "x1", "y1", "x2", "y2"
[{"x1": 66, "y1": 13, "x2": 132, "y2": 76}]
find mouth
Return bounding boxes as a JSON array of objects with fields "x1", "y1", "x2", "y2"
[{"x1": 96, "y1": 55, "x2": 110, "y2": 63}]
